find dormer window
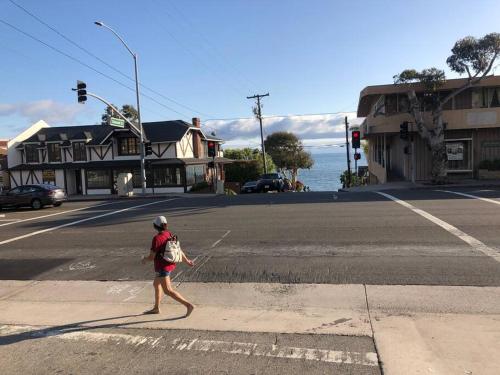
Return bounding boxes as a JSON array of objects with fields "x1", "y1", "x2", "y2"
[
  {"x1": 37, "y1": 134, "x2": 46, "y2": 142},
  {"x1": 25, "y1": 144, "x2": 39, "y2": 163},
  {"x1": 48, "y1": 143, "x2": 61, "y2": 162},
  {"x1": 60, "y1": 133, "x2": 68, "y2": 141}
]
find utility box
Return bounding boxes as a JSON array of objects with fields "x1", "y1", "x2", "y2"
[
  {"x1": 216, "y1": 179, "x2": 225, "y2": 194},
  {"x1": 117, "y1": 173, "x2": 134, "y2": 197}
]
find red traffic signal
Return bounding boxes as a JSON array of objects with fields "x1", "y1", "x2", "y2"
[
  {"x1": 354, "y1": 152, "x2": 361, "y2": 160},
  {"x1": 351, "y1": 130, "x2": 361, "y2": 149},
  {"x1": 207, "y1": 141, "x2": 216, "y2": 157}
]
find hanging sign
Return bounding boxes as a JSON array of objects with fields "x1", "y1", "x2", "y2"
[{"x1": 446, "y1": 142, "x2": 464, "y2": 161}]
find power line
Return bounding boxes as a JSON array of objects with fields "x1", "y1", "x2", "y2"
[
  {"x1": 0, "y1": 17, "x2": 194, "y2": 120},
  {"x1": 161, "y1": 0, "x2": 259, "y2": 93},
  {"x1": 203, "y1": 111, "x2": 358, "y2": 122},
  {"x1": 144, "y1": 2, "x2": 249, "y2": 98},
  {"x1": 7, "y1": 0, "x2": 211, "y2": 118}
]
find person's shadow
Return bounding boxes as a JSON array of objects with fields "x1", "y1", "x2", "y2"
[{"x1": 0, "y1": 312, "x2": 186, "y2": 346}]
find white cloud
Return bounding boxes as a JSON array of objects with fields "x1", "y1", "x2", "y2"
[
  {"x1": 0, "y1": 100, "x2": 86, "y2": 124},
  {"x1": 205, "y1": 112, "x2": 363, "y2": 146}
]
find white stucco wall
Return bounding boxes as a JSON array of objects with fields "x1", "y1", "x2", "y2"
[{"x1": 8, "y1": 120, "x2": 50, "y2": 168}]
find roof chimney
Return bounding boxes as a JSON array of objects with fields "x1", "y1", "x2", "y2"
[{"x1": 192, "y1": 117, "x2": 201, "y2": 128}]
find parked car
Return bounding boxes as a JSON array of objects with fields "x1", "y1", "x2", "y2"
[
  {"x1": 256, "y1": 173, "x2": 285, "y2": 193},
  {"x1": 241, "y1": 180, "x2": 258, "y2": 194},
  {"x1": 0, "y1": 184, "x2": 67, "y2": 210}
]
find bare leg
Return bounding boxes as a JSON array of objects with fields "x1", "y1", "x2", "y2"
[
  {"x1": 145, "y1": 277, "x2": 162, "y2": 314},
  {"x1": 161, "y1": 276, "x2": 194, "y2": 317}
]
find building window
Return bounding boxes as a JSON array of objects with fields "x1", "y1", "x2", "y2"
[
  {"x1": 153, "y1": 167, "x2": 182, "y2": 186},
  {"x1": 118, "y1": 137, "x2": 139, "y2": 155},
  {"x1": 87, "y1": 169, "x2": 111, "y2": 189},
  {"x1": 185, "y1": 165, "x2": 205, "y2": 185},
  {"x1": 42, "y1": 170, "x2": 56, "y2": 185},
  {"x1": 47, "y1": 143, "x2": 61, "y2": 162},
  {"x1": 25, "y1": 144, "x2": 39, "y2": 163},
  {"x1": 73, "y1": 142, "x2": 87, "y2": 161}
]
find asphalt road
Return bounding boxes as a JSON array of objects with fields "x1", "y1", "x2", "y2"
[{"x1": 1, "y1": 188, "x2": 500, "y2": 286}]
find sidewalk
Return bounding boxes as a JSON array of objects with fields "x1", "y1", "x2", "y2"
[
  {"x1": 67, "y1": 192, "x2": 216, "y2": 202},
  {"x1": 1, "y1": 280, "x2": 499, "y2": 374},
  {"x1": 340, "y1": 179, "x2": 500, "y2": 193}
]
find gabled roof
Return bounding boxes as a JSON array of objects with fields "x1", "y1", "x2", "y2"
[
  {"x1": 20, "y1": 120, "x2": 196, "y2": 146},
  {"x1": 143, "y1": 120, "x2": 191, "y2": 143}
]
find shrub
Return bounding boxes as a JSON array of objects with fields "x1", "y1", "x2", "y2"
[{"x1": 190, "y1": 181, "x2": 209, "y2": 192}]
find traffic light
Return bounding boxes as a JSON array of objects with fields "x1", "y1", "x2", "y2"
[
  {"x1": 144, "y1": 141, "x2": 152, "y2": 156},
  {"x1": 351, "y1": 130, "x2": 360, "y2": 149},
  {"x1": 76, "y1": 81, "x2": 87, "y2": 103},
  {"x1": 400, "y1": 121, "x2": 409, "y2": 140},
  {"x1": 354, "y1": 152, "x2": 361, "y2": 161},
  {"x1": 207, "y1": 141, "x2": 216, "y2": 158}
]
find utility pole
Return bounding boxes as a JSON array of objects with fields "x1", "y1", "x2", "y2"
[
  {"x1": 247, "y1": 93, "x2": 269, "y2": 174},
  {"x1": 344, "y1": 116, "x2": 352, "y2": 187}
]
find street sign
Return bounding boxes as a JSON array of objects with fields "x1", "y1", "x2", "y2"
[{"x1": 110, "y1": 117, "x2": 125, "y2": 128}]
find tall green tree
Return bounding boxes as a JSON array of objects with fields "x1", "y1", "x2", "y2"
[
  {"x1": 393, "y1": 33, "x2": 500, "y2": 182},
  {"x1": 264, "y1": 132, "x2": 313, "y2": 184},
  {"x1": 101, "y1": 104, "x2": 138, "y2": 125},
  {"x1": 224, "y1": 148, "x2": 276, "y2": 184}
]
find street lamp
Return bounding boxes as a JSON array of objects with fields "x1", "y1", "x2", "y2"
[{"x1": 94, "y1": 21, "x2": 146, "y2": 195}]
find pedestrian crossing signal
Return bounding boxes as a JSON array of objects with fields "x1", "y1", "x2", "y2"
[{"x1": 144, "y1": 142, "x2": 153, "y2": 156}]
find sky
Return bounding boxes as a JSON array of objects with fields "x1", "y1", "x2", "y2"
[{"x1": 0, "y1": 0, "x2": 499, "y2": 151}]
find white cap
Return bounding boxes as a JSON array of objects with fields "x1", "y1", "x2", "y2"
[{"x1": 153, "y1": 216, "x2": 167, "y2": 227}]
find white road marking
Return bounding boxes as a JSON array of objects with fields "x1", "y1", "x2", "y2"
[
  {"x1": 68, "y1": 261, "x2": 96, "y2": 271},
  {"x1": 0, "y1": 214, "x2": 5, "y2": 217},
  {"x1": 0, "y1": 199, "x2": 177, "y2": 246},
  {"x1": 377, "y1": 192, "x2": 500, "y2": 262},
  {"x1": 0, "y1": 325, "x2": 378, "y2": 367},
  {"x1": 0, "y1": 219, "x2": 21, "y2": 222},
  {"x1": 0, "y1": 201, "x2": 124, "y2": 228},
  {"x1": 436, "y1": 189, "x2": 500, "y2": 206},
  {"x1": 172, "y1": 230, "x2": 231, "y2": 284}
]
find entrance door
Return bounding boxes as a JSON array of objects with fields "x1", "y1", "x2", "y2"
[{"x1": 75, "y1": 170, "x2": 82, "y2": 195}]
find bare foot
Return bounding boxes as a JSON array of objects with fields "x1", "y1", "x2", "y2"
[
  {"x1": 144, "y1": 307, "x2": 160, "y2": 315},
  {"x1": 185, "y1": 304, "x2": 194, "y2": 317}
]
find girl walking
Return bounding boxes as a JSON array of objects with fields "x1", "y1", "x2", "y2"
[{"x1": 141, "y1": 216, "x2": 195, "y2": 316}]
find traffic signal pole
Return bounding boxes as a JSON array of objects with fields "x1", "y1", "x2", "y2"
[{"x1": 344, "y1": 116, "x2": 352, "y2": 187}]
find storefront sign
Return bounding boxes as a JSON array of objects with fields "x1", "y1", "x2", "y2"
[
  {"x1": 42, "y1": 170, "x2": 56, "y2": 184},
  {"x1": 446, "y1": 142, "x2": 464, "y2": 161}
]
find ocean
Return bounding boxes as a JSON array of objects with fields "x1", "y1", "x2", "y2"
[{"x1": 296, "y1": 151, "x2": 366, "y2": 191}]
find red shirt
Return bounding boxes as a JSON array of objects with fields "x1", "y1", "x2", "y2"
[{"x1": 151, "y1": 231, "x2": 176, "y2": 272}]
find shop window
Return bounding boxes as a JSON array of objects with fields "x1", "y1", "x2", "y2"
[
  {"x1": 48, "y1": 143, "x2": 61, "y2": 162},
  {"x1": 73, "y1": 142, "x2": 87, "y2": 161},
  {"x1": 153, "y1": 167, "x2": 181, "y2": 186},
  {"x1": 87, "y1": 170, "x2": 111, "y2": 189},
  {"x1": 446, "y1": 140, "x2": 473, "y2": 172},
  {"x1": 185, "y1": 165, "x2": 205, "y2": 185},
  {"x1": 25, "y1": 144, "x2": 39, "y2": 163},
  {"x1": 42, "y1": 170, "x2": 56, "y2": 185},
  {"x1": 118, "y1": 137, "x2": 139, "y2": 155}
]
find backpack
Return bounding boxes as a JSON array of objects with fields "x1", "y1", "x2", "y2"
[{"x1": 162, "y1": 234, "x2": 183, "y2": 263}]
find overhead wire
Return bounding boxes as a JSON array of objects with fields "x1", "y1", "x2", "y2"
[
  {"x1": 161, "y1": 0, "x2": 259, "y2": 93},
  {"x1": 7, "y1": 0, "x2": 212, "y2": 119},
  {"x1": 0, "y1": 17, "x2": 197, "y2": 121}
]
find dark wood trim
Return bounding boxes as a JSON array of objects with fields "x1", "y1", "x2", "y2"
[
  {"x1": 63, "y1": 169, "x2": 67, "y2": 192},
  {"x1": 33, "y1": 171, "x2": 40, "y2": 184},
  {"x1": 152, "y1": 144, "x2": 161, "y2": 158},
  {"x1": 84, "y1": 170, "x2": 87, "y2": 195},
  {"x1": 111, "y1": 142, "x2": 115, "y2": 160},
  {"x1": 89, "y1": 148, "x2": 92, "y2": 161},
  {"x1": 159, "y1": 143, "x2": 172, "y2": 158},
  {"x1": 102, "y1": 144, "x2": 112, "y2": 160},
  {"x1": 9, "y1": 171, "x2": 19, "y2": 187},
  {"x1": 182, "y1": 167, "x2": 187, "y2": 193},
  {"x1": 20, "y1": 170, "x2": 23, "y2": 186}
]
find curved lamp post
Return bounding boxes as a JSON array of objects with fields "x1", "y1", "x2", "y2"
[{"x1": 95, "y1": 21, "x2": 146, "y2": 195}]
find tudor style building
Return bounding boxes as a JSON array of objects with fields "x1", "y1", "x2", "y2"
[{"x1": 7, "y1": 118, "x2": 228, "y2": 195}]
